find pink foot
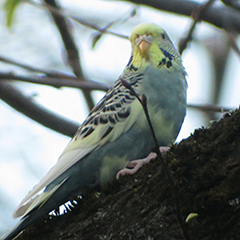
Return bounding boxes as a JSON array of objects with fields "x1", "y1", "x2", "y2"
[
  {"x1": 159, "y1": 146, "x2": 170, "y2": 153},
  {"x1": 116, "y1": 146, "x2": 170, "y2": 178}
]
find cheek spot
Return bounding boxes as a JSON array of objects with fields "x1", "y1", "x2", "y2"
[{"x1": 167, "y1": 61, "x2": 172, "y2": 68}]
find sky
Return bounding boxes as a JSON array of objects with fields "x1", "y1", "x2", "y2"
[{"x1": 0, "y1": 0, "x2": 239, "y2": 235}]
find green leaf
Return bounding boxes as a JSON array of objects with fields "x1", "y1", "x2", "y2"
[{"x1": 3, "y1": 0, "x2": 22, "y2": 28}]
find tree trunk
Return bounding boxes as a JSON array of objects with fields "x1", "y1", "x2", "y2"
[{"x1": 16, "y1": 108, "x2": 240, "y2": 240}]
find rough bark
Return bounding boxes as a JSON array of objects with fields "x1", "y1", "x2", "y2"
[{"x1": 16, "y1": 108, "x2": 240, "y2": 240}]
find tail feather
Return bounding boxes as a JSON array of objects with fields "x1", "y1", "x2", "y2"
[
  {"x1": 1, "y1": 178, "x2": 70, "y2": 240},
  {"x1": 1, "y1": 194, "x2": 64, "y2": 240},
  {"x1": 2, "y1": 150, "x2": 99, "y2": 239},
  {"x1": 1, "y1": 210, "x2": 45, "y2": 240},
  {"x1": 1, "y1": 220, "x2": 23, "y2": 240}
]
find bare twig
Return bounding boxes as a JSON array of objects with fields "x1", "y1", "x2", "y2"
[
  {"x1": 91, "y1": 7, "x2": 137, "y2": 48},
  {"x1": 43, "y1": 0, "x2": 95, "y2": 110},
  {"x1": 227, "y1": 32, "x2": 240, "y2": 57},
  {"x1": 120, "y1": 79, "x2": 191, "y2": 240},
  {"x1": 178, "y1": 0, "x2": 216, "y2": 55},
  {"x1": 121, "y1": 79, "x2": 162, "y2": 157},
  {"x1": 187, "y1": 103, "x2": 233, "y2": 113},
  {"x1": 0, "y1": 81, "x2": 79, "y2": 137},
  {"x1": 26, "y1": 0, "x2": 128, "y2": 39},
  {"x1": 0, "y1": 72, "x2": 110, "y2": 91},
  {"x1": 0, "y1": 55, "x2": 75, "y2": 78}
]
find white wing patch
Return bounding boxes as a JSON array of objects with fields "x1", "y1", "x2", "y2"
[{"x1": 13, "y1": 177, "x2": 68, "y2": 218}]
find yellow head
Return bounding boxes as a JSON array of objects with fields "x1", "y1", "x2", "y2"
[{"x1": 126, "y1": 23, "x2": 182, "y2": 72}]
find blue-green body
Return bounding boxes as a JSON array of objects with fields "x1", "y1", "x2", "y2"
[{"x1": 1, "y1": 24, "x2": 187, "y2": 240}]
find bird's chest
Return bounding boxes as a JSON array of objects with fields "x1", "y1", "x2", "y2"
[
  {"x1": 137, "y1": 69, "x2": 173, "y2": 113},
  {"x1": 133, "y1": 67, "x2": 185, "y2": 145}
]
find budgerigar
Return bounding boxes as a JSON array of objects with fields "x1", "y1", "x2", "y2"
[{"x1": 1, "y1": 22, "x2": 187, "y2": 240}]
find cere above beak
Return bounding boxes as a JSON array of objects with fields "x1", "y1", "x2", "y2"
[{"x1": 135, "y1": 34, "x2": 153, "y2": 54}]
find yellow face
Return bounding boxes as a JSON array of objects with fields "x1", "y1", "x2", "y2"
[{"x1": 127, "y1": 23, "x2": 181, "y2": 72}]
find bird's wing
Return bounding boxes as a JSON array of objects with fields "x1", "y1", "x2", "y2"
[{"x1": 13, "y1": 72, "x2": 145, "y2": 218}]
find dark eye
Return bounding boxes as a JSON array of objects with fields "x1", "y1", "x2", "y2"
[{"x1": 161, "y1": 33, "x2": 166, "y2": 39}]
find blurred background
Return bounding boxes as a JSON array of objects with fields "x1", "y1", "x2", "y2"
[{"x1": 0, "y1": 0, "x2": 239, "y2": 235}]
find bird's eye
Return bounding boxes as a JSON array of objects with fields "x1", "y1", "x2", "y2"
[{"x1": 161, "y1": 33, "x2": 166, "y2": 39}]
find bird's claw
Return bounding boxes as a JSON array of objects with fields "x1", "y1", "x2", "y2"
[{"x1": 116, "y1": 146, "x2": 170, "y2": 178}]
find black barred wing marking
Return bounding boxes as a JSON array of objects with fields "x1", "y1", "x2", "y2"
[{"x1": 75, "y1": 72, "x2": 144, "y2": 141}]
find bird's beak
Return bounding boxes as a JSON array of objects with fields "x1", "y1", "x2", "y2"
[
  {"x1": 139, "y1": 41, "x2": 151, "y2": 54},
  {"x1": 135, "y1": 34, "x2": 153, "y2": 55}
]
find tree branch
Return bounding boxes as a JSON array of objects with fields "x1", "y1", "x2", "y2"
[
  {"x1": 0, "y1": 55, "x2": 76, "y2": 78},
  {"x1": 222, "y1": 0, "x2": 240, "y2": 12},
  {"x1": 29, "y1": 0, "x2": 240, "y2": 35},
  {"x1": 0, "y1": 81, "x2": 79, "y2": 137},
  {"x1": 128, "y1": 0, "x2": 240, "y2": 33},
  {"x1": 0, "y1": 72, "x2": 110, "y2": 91},
  {"x1": 44, "y1": 0, "x2": 95, "y2": 110},
  {"x1": 178, "y1": 0, "x2": 216, "y2": 55}
]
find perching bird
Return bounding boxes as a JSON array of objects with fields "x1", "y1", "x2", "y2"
[{"x1": 2, "y1": 22, "x2": 187, "y2": 240}]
